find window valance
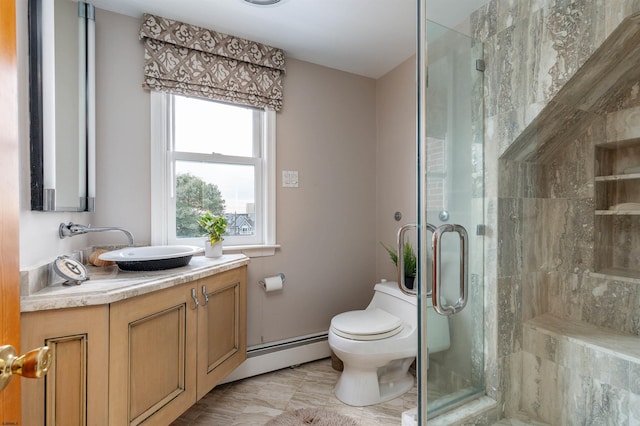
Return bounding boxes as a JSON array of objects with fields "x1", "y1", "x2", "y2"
[{"x1": 139, "y1": 13, "x2": 285, "y2": 111}]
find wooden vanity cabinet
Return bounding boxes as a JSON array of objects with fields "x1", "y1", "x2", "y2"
[
  {"x1": 196, "y1": 266, "x2": 247, "y2": 399},
  {"x1": 21, "y1": 305, "x2": 110, "y2": 426},
  {"x1": 109, "y1": 283, "x2": 197, "y2": 426},
  {"x1": 109, "y1": 265, "x2": 247, "y2": 426},
  {"x1": 21, "y1": 265, "x2": 247, "y2": 426}
]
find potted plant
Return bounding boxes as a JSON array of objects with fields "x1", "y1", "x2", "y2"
[
  {"x1": 381, "y1": 240, "x2": 417, "y2": 289},
  {"x1": 198, "y1": 211, "x2": 227, "y2": 258}
]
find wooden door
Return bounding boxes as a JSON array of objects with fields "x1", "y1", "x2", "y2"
[{"x1": 0, "y1": 0, "x2": 22, "y2": 424}]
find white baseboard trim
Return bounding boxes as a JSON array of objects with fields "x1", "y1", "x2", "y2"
[{"x1": 221, "y1": 332, "x2": 332, "y2": 384}]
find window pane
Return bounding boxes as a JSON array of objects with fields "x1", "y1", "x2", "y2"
[
  {"x1": 174, "y1": 96, "x2": 254, "y2": 157},
  {"x1": 175, "y1": 161, "x2": 255, "y2": 239}
]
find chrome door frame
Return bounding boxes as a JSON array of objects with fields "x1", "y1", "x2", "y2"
[{"x1": 416, "y1": 0, "x2": 428, "y2": 423}]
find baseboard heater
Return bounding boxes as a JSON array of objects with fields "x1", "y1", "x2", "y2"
[{"x1": 220, "y1": 331, "x2": 331, "y2": 384}]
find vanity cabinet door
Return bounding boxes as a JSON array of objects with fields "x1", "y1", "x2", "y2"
[
  {"x1": 21, "y1": 305, "x2": 109, "y2": 426},
  {"x1": 196, "y1": 266, "x2": 247, "y2": 400},
  {"x1": 109, "y1": 284, "x2": 197, "y2": 426}
]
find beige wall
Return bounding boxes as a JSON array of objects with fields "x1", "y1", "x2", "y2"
[
  {"x1": 93, "y1": 9, "x2": 151, "y2": 244},
  {"x1": 375, "y1": 56, "x2": 417, "y2": 281},
  {"x1": 248, "y1": 58, "x2": 378, "y2": 344},
  {"x1": 18, "y1": 7, "x2": 415, "y2": 346},
  {"x1": 88, "y1": 9, "x2": 381, "y2": 346}
]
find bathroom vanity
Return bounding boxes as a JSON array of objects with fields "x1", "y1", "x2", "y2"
[{"x1": 20, "y1": 254, "x2": 248, "y2": 425}]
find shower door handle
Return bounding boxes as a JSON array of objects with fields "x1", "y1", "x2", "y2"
[
  {"x1": 424, "y1": 223, "x2": 436, "y2": 297},
  {"x1": 432, "y1": 224, "x2": 469, "y2": 316},
  {"x1": 397, "y1": 223, "x2": 417, "y2": 296},
  {"x1": 397, "y1": 223, "x2": 436, "y2": 296}
]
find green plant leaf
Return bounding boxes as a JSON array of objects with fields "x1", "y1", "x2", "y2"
[
  {"x1": 198, "y1": 211, "x2": 228, "y2": 244},
  {"x1": 380, "y1": 239, "x2": 416, "y2": 277}
]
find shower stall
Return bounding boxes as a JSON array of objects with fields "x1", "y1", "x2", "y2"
[
  {"x1": 413, "y1": 2, "x2": 487, "y2": 420},
  {"x1": 417, "y1": 0, "x2": 640, "y2": 424}
]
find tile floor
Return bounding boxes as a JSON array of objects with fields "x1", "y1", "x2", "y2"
[
  {"x1": 171, "y1": 358, "x2": 417, "y2": 425},
  {"x1": 491, "y1": 414, "x2": 549, "y2": 426},
  {"x1": 172, "y1": 358, "x2": 547, "y2": 425}
]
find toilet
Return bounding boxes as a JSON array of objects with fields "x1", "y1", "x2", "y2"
[{"x1": 328, "y1": 281, "x2": 450, "y2": 406}]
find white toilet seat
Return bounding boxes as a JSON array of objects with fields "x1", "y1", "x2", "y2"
[{"x1": 330, "y1": 308, "x2": 403, "y2": 341}]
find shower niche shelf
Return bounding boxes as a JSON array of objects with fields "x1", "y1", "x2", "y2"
[{"x1": 594, "y1": 139, "x2": 640, "y2": 278}]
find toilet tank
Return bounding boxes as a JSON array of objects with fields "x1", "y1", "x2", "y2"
[
  {"x1": 426, "y1": 297, "x2": 451, "y2": 354},
  {"x1": 368, "y1": 281, "x2": 450, "y2": 354},
  {"x1": 367, "y1": 282, "x2": 417, "y2": 327}
]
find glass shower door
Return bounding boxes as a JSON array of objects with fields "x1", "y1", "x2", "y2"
[{"x1": 417, "y1": 15, "x2": 485, "y2": 422}]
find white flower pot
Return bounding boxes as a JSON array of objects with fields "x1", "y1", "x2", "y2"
[{"x1": 204, "y1": 241, "x2": 223, "y2": 258}]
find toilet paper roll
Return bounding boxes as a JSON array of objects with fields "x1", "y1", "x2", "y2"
[{"x1": 261, "y1": 275, "x2": 284, "y2": 292}]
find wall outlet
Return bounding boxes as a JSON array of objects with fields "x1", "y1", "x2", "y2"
[{"x1": 282, "y1": 170, "x2": 299, "y2": 188}]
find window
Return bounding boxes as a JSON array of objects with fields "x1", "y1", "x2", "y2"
[{"x1": 151, "y1": 92, "x2": 276, "y2": 252}]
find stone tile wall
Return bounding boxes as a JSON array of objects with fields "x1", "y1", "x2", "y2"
[{"x1": 470, "y1": 0, "x2": 640, "y2": 421}]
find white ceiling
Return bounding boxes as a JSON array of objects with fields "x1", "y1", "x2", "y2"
[{"x1": 87, "y1": 0, "x2": 488, "y2": 79}]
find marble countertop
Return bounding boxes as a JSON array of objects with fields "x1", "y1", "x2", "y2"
[{"x1": 21, "y1": 254, "x2": 249, "y2": 313}]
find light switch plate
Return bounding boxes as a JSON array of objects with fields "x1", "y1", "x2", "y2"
[{"x1": 282, "y1": 170, "x2": 299, "y2": 188}]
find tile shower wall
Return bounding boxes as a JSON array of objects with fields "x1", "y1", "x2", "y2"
[
  {"x1": 539, "y1": 108, "x2": 640, "y2": 335},
  {"x1": 471, "y1": 0, "x2": 640, "y2": 421}
]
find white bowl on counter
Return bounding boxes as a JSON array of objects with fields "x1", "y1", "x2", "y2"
[{"x1": 98, "y1": 245, "x2": 204, "y2": 271}]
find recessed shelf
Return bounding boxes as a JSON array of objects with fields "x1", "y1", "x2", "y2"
[
  {"x1": 595, "y1": 173, "x2": 640, "y2": 181},
  {"x1": 594, "y1": 141, "x2": 640, "y2": 276},
  {"x1": 595, "y1": 210, "x2": 640, "y2": 215},
  {"x1": 593, "y1": 179, "x2": 640, "y2": 210},
  {"x1": 590, "y1": 268, "x2": 640, "y2": 283}
]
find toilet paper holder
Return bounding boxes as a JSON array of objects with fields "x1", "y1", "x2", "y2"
[{"x1": 259, "y1": 273, "x2": 286, "y2": 287}]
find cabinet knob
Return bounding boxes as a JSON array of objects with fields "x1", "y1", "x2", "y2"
[
  {"x1": 191, "y1": 288, "x2": 199, "y2": 309},
  {"x1": 0, "y1": 345, "x2": 52, "y2": 391},
  {"x1": 201, "y1": 285, "x2": 209, "y2": 306}
]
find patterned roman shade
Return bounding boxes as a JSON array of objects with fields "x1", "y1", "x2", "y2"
[{"x1": 139, "y1": 13, "x2": 285, "y2": 111}]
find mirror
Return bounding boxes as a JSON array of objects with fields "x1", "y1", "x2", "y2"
[{"x1": 29, "y1": 0, "x2": 95, "y2": 211}]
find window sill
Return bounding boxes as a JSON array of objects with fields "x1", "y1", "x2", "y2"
[{"x1": 223, "y1": 244, "x2": 280, "y2": 258}]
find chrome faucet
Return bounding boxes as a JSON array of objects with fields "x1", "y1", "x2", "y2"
[{"x1": 59, "y1": 222, "x2": 134, "y2": 246}]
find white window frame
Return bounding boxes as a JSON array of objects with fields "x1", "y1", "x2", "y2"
[{"x1": 150, "y1": 91, "x2": 278, "y2": 256}]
